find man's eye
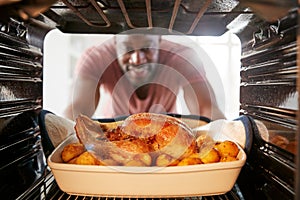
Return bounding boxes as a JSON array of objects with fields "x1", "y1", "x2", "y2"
[
  {"x1": 126, "y1": 48, "x2": 134, "y2": 54},
  {"x1": 141, "y1": 47, "x2": 152, "y2": 52}
]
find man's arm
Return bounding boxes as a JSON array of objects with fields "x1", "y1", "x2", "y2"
[
  {"x1": 183, "y1": 81, "x2": 225, "y2": 120},
  {"x1": 63, "y1": 76, "x2": 100, "y2": 121}
]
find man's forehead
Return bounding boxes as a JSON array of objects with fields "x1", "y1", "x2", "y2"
[{"x1": 116, "y1": 34, "x2": 160, "y2": 45}]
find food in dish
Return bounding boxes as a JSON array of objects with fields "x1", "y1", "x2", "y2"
[
  {"x1": 61, "y1": 143, "x2": 85, "y2": 162},
  {"x1": 61, "y1": 113, "x2": 240, "y2": 166}
]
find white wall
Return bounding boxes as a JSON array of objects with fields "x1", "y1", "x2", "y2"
[
  {"x1": 43, "y1": 30, "x2": 113, "y2": 117},
  {"x1": 43, "y1": 29, "x2": 241, "y2": 120}
]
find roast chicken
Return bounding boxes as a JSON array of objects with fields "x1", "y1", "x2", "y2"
[{"x1": 62, "y1": 113, "x2": 240, "y2": 166}]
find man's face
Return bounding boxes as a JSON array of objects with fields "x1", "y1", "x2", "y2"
[{"x1": 115, "y1": 34, "x2": 160, "y2": 87}]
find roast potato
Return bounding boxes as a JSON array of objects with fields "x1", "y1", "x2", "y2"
[
  {"x1": 220, "y1": 156, "x2": 238, "y2": 162},
  {"x1": 61, "y1": 143, "x2": 85, "y2": 162},
  {"x1": 199, "y1": 148, "x2": 220, "y2": 164},
  {"x1": 155, "y1": 153, "x2": 178, "y2": 167},
  {"x1": 69, "y1": 151, "x2": 103, "y2": 165},
  {"x1": 214, "y1": 140, "x2": 239, "y2": 157},
  {"x1": 177, "y1": 153, "x2": 203, "y2": 166}
]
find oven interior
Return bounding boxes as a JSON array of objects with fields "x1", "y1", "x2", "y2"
[{"x1": 0, "y1": 0, "x2": 299, "y2": 199}]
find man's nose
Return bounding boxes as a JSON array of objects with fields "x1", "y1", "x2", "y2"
[{"x1": 129, "y1": 50, "x2": 147, "y2": 65}]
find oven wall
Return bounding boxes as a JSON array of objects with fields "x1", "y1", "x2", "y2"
[
  {"x1": 0, "y1": 19, "x2": 47, "y2": 199},
  {"x1": 236, "y1": 9, "x2": 298, "y2": 200},
  {"x1": 296, "y1": 6, "x2": 300, "y2": 199}
]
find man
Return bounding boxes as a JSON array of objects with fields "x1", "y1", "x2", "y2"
[{"x1": 63, "y1": 33, "x2": 224, "y2": 120}]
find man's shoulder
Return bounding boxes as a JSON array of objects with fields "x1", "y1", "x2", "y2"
[
  {"x1": 160, "y1": 39, "x2": 190, "y2": 49},
  {"x1": 159, "y1": 39, "x2": 193, "y2": 56},
  {"x1": 160, "y1": 39, "x2": 181, "y2": 48},
  {"x1": 85, "y1": 37, "x2": 115, "y2": 55},
  {"x1": 159, "y1": 39, "x2": 192, "y2": 63}
]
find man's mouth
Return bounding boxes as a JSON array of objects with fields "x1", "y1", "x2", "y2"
[{"x1": 126, "y1": 65, "x2": 149, "y2": 77}]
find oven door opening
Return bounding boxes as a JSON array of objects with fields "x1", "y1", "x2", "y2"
[{"x1": 43, "y1": 29, "x2": 241, "y2": 121}]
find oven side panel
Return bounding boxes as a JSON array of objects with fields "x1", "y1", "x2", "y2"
[
  {"x1": 236, "y1": 9, "x2": 298, "y2": 200},
  {"x1": 296, "y1": 6, "x2": 300, "y2": 200},
  {"x1": 0, "y1": 19, "x2": 47, "y2": 200}
]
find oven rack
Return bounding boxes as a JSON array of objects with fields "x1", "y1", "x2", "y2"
[{"x1": 47, "y1": 183, "x2": 244, "y2": 200}]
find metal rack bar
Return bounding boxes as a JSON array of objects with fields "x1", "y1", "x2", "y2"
[
  {"x1": 146, "y1": 0, "x2": 153, "y2": 28},
  {"x1": 168, "y1": 0, "x2": 181, "y2": 32},
  {"x1": 89, "y1": 0, "x2": 111, "y2": 27},
  {"x1": 117, "y1": 0, "x2": 153, "y2": 29},
  {"x1": 185, "y1": 0, "x2": 213, "y2": 34},
  {"x1": 117, "y1": 0, "x2": 136, "y2": 28},
  {"x1": 169, "y1": 0, "x2": 213, "y2": 34},
  {"x1": 61, "y1": 0, "x2": 111, "y2": 27}
]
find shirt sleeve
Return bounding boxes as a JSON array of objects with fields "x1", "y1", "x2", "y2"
[{"x1": 160, "y1": 41, "x2": 207, "y2": 86}]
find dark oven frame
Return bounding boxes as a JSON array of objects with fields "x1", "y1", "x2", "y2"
[{"x1": 0, "y1": 0, "x2": 299, "y2": 199}]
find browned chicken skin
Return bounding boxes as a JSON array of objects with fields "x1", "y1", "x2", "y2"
[{"x1": 66, "y1": 113, "x2": 240, "y2": 166}]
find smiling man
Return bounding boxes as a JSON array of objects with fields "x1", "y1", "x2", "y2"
[
  {"x1": 63, "y1": 31, "x2": 224, "y2": 121},
  {"x1": 116, "y1": 34, "x2": 160, "y2": 88}
]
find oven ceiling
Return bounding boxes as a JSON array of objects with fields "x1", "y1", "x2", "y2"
[
  {"x1": 44, "y1": 0, "x2": 245, "y2": 35},
  {"x1": 0, "y1": 0, "x2": 298, "y2": 36}
]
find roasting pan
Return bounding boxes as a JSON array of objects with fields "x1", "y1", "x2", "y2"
[{"x1": 47, "y1": 115, "x2": 247, "y2": 198}]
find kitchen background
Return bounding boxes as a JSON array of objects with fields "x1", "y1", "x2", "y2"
[{"x1": 43, "y1": 29, "x2": 241, "y2": 120}]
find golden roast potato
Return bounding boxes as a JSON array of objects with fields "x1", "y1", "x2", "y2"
[{"x1": 61, "y1": 143, "x2": 85, "y2": 163}]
